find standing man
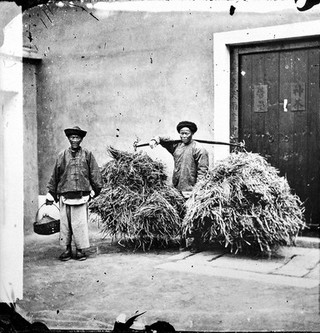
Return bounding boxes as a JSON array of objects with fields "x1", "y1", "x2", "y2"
[
  {"x1": 46, "y1": 126, "x2": 103, "y2": 261},
  {"x1": 149, "y1": 120, "x2": 209, "y2": 197},
  {"x1": 149, "y1": 121, "x2": 209, "y2": 251}
]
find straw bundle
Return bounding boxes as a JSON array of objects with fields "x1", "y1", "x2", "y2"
[
  {"x1": 89, "y1": 146, "x2": 185, "y2": 250},
  {"x1": 182, "y1": 152, "x2": 305, "y2": 253}
]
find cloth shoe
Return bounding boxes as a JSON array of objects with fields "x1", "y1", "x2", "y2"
[
  {"x1": 59, "y1": 250, "x2": 72, "y2": 261},
  {"x1": 190, "y1": 246, "x2": 201, "y2": 253},
  {"x1": 179, "y1": 237, "x2": 194, "y2": 251},
  {"x1": 75, "y1": 250, "x2": 87, "y2": 261}
]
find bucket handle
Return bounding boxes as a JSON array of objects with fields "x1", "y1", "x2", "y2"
[{"x1": 35, "y1": 202, "x2": 60, "y2": 223}]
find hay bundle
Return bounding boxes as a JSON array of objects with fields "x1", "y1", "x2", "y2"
[
  {"x1": 101, "y1": 146, "x2": 167, "y2": 191},
  {"x1": 182, "y1": 152, "x2": 305, "y2": 253},
  {"x1": 89, "y1": 146, "x2": 185, "y2": 250}
]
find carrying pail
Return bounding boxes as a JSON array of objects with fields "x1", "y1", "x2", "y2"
[{"x1": 33, "y1": 203, "x2": 60, "y2": 235}]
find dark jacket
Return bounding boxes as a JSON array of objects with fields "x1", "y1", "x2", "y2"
[{"x1": 47, "y1": 147, "x2": 103, "y2": 200}]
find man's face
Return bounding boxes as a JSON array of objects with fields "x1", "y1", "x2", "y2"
[
  {"x1": 68, "y1": 134, "x2": 82, "y2": 149},
  {"x1": 179, "y1": 127, "x2": 193, "y2": 144}
]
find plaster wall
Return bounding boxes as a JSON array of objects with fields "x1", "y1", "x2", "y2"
[
  {"x1": 23, "y1": 59, "x2": 40, "y2": 234},
  {"x1": 22, "y1": 2, "x2": 319, "y2": 197}
]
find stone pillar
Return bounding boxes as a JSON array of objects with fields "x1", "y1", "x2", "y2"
[{"x1": 0, "y1": 3, "x2": 23, "y2": 303}]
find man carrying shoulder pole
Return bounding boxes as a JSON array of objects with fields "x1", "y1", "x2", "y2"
[
  {"x1": 149, "y1": 121, "x2": 209, "y2": 251},
  {"x1": 149, "y1": 120, "x2": 209, "y2": 198}
]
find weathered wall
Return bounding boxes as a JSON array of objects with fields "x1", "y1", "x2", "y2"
[
  {"x1": 22, "y1": 2, "x2": 319, "y2": 199},
  {"x1": 23, "y1": 59, "x2": 40, "y2": 233}
]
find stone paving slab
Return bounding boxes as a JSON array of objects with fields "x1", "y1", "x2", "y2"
[
  {"x1": 305, "y1": 263, "x2": 320, "y2": 279},
  {"x1": 156, "y1": 261, "x2": 319, "y2": 288},
  {"x1": 167, "y1": 251, "x2": 197, "y2": 261},
  {"x1": 273, "y1": 248, "x2": 320, "y2": 277},
  {"x1": 273, "y1": 255, "x2": 319, "y2": 277},
  {"x1": 156, "y1": 247, "x2": 320, "y2": 289},
  {"x1": 178, "y1": 252, "x2": 225, "y2": 265},
  {"x1": 202, "y1": 255, "x2": 285, "y2": 274}
]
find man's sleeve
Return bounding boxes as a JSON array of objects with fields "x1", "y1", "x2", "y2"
[
  {"x1": 194, "y1": 145, "x2": 209, "y2": 181},
  {"x1": 156, "y1": 136, "x2": 176, "y2": 155},
  {"x1": 47, "y1": 157, "x2": 60, "y2": 202}
]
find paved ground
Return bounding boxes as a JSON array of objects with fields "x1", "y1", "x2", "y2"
[{"x1": 17, "y1": 224, "x2": 320, "y2": 332}]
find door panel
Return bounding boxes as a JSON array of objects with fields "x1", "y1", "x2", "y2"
[
  {"x1": 240, "y1": 54, "x2": 253, "y2": 150},
  {"x1": 251, "y1": 53, "x2": 267, "y2": 156},
  {"x1": 239, "y1": 47, "x2": 320, "y2": 228},
  {"x1": 306, "y1": 49, "x2": 320, "y2": 225},
  {"x1": 264, "y1": 52, "x2": 280, "y2": 164}
]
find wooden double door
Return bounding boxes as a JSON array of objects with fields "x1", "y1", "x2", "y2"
[{"x1": 232, "y1": 41, "x2": 320, "y2": 230}]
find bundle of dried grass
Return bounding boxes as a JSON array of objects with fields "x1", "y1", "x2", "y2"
[
  {"x1": 182, "y1": 152, "x2": 305, "y2": 254},
  {"x1": 89, "y1": 146, "x2": 185, "y2": 250}
]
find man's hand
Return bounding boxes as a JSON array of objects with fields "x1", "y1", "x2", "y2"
[
  {"x1": 181, "y1": 191, "x2": 192, "y2": 199},
  {"x1": 149, "y1": 139, "x2": 158, "y2": 149},
  {"x1": 45, "y1": 192, "x2": 54, "y2": 205},
  {"x1": 89, "y1": 190, "x2": 95, "y2": 201}
]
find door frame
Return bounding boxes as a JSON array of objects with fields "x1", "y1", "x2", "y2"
[{"x1": 212, "y1": 19, "x2": 320, "y2": 163}]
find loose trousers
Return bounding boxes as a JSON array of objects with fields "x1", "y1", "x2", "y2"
[{"x1": 59, "y1": 197, "x2": 90, "y2": 249}]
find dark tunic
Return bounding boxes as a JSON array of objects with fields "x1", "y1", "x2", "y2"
[
  {"x1": 47, "y1": 147, "x2": 103, "y2": 200},
  {"x1": 159, "y1": 138, "x2": 209, "y2": 192}
]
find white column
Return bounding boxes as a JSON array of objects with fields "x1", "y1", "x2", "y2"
[{"x1": 0, "y1": 8, "x2": 23, "y2": 303}]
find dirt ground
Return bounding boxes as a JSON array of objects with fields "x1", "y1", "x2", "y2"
[{"x1": 17, "y1": 223, "x2": 320, "y2": 332}]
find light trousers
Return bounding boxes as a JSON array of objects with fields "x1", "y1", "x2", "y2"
[{"x1": 59, "y1": 197, "x2": 90, "y2": 249}]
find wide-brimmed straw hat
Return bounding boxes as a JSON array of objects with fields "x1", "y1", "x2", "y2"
[{"x1": 64, "y1": 126, "x2": 87, "y2": 138}]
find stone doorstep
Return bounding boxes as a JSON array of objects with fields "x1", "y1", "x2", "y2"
[
  {"x1": 276, "y1": 246, "x2": 319, "y2": 257},
  {"x1": 295, "y1": 236, "x2": 320, "y2": 249}
]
